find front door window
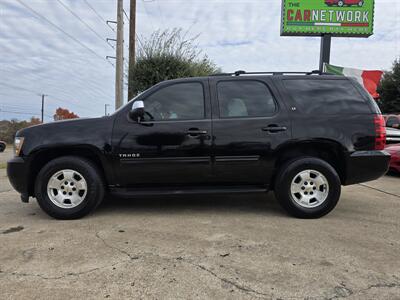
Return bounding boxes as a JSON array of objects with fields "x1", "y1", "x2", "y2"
[{"x1": 144, "y1": 82, "x2": 205, "y2": 121}]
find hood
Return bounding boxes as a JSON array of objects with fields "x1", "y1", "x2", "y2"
[
  {"x1": 18, "y1": 117, "x2": 109, "y2": 136},
  {"x1": 17, "y1": 116, "x2": 115, "y2": 156}
]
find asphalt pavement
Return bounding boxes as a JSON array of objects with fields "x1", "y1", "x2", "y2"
[{"x1": 0, "y1": 149, "x2": 399, "y2": 299}]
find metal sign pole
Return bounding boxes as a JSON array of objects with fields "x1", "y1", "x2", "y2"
[{"x1": 319, "y1": 34, "x2": 331, "y2": 73}]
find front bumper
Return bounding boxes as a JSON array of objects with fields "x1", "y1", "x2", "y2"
[
  {"x1": 7, "y1": 157, "x2": 30, "y2": 196},
  {"x1": 344, "y1": 150, "x2": 391, "y2": 185}
]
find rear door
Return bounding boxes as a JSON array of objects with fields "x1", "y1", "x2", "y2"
[{"x1": 210, "y1": 77, "x2": 291, "y2": 185}]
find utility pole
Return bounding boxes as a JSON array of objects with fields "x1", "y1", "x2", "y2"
[
  {"x1": 41, "y1": 94, "x2": 47, "y2": 123},
  {"x1": 115, "y1": 0, "x2": 124, "y2": 110},
  {"x1": 127, "y1": 0, "x2": 136, "y2": 101},
  {"x1": 104, "y1": 104, "x2": 110, "y2": 116}
]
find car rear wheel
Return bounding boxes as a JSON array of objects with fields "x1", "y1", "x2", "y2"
[
  {"x1": 358, "y1": 1, "x2": 364, "y2": 6},
  {"x1": 35, "y1": 156, "x2": 104, "y2": 220},
  {"x1": 274, "y1": 157, "x2": 341, "y2": 218},
  {"x1": 338, "y1": 0, "x2": 344, "y2": 6}
]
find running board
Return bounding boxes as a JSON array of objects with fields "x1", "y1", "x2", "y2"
[{"x1": 110, "y1": 185, "x2": 268, "y2": 198}]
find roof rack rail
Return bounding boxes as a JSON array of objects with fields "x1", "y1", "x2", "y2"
[{"x1": 210, "y1": 70, "x2": 329, "y2": 76}]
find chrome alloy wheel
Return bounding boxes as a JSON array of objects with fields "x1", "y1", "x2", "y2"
[
  {"x1": 290, "y1": 169, "x2": 329, "y2": 208},
  {"x1": 47, "y1": 169, "x2": 88, "y2": 209}
]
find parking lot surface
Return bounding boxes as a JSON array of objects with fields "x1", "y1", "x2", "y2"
[{"x1": 0, "y1": 149, "x2": 399, "y2": 299}]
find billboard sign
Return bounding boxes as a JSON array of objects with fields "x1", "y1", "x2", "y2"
[{"x1": 281, "y1": 0, "x2": 375, "y2": 37}]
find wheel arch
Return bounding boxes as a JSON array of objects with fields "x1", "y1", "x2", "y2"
[
  {"x1": 273, "y1": 139, "x2": 347, "y2": 186},
  {"x1": 27, "y1": 146, "x2": 109, "y2": 196}
]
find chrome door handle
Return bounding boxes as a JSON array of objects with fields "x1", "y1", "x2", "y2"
[
  {"x1": 262, "y1": 126, "x2": 287, "y2": 133},
  {"x1": 186, "y1": 129, "x2": 208, "y2": 136}
]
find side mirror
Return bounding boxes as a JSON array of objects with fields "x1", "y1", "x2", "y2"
[
  {"x1": 129, "y1": 100, "x2": 145, "y2": 122},
  {"x1": 0, "y1": 142, "x2": 5, "y2": 153}
]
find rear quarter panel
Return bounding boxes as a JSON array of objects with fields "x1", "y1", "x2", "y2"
[{"x1": 274, "y1": 76, "x2": 376, "y2": 152}]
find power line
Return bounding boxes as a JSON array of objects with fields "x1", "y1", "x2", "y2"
[
  {"x1": 56, "y1": 0, "x2": 113, "y2": 49},
  {"x1": 0, "y1": 109, "x2": 52, "y2": 118},
  {"x1": 0, "y1": 82, "x2": 99, "y2": 113},
  {"x1": 142, "y1": 0, "x2": 165, "y2": 28},
  {"x1": 136, "y1": 34, "x2": 145, "y2": 51},
  {"x1": 15, "y1": 0, "x2": 114, "y2": 67},
  {"x1": 0, "y1": 65, "x2": 114, "y2": 102},
  {"x1": 0, "y1": 100, "x2": 58, "y2": 117},
  {"x1": 142, "y1": 0, "x2": 156, "y2": 32},
  {"x1": 83, "y1": 0, "x2": 114, "y2": 32},
  {"x1": 0, "y1": 82, "x2": 41, "y2": 96},
  {"x1": 1, "y1": 104, "x2": 42, "y2": 112},
  {"x1": 155, "y1": 0, "x2": 165, "y2": 28},
  {"x1": 123, "y1": 9, "x2": 130, "y2": 22},
  {"x1": 0, "y1": 66, "x2": 114, "y2": 106},
  {"x1": 50, "y1": 96, "x2": 101, "y2": 113}
]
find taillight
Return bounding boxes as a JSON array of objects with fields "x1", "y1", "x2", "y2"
[{"x1": 374, "y1": 115, "x2": 386, "y2": 150}]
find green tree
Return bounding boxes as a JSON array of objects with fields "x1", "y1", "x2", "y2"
[
  {"x1": 377, "y1": 59, "x2": 400, "y2": 114},
  {"x1": 128, "y1": 28, "x2": 220, "y2": 98}
]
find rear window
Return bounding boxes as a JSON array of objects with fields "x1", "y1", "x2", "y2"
[{"x1": 283, "y1": 79, "x2": 371, "y2": 115}]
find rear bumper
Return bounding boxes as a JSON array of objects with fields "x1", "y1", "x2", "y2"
[
  {"x1": 7, "y1": 157, "x2": 30, "y2": 196},
  {"x1": 344, "y1": 150, "x2": 391, "y2": 185}
]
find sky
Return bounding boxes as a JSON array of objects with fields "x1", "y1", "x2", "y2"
[{"x1": 0, "y1": 0, "x2": 399, "y2": 121}]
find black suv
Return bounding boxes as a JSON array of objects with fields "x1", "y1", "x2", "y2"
[{"x1": 7, "y1": 72, "x2": 390, "y2": 219}]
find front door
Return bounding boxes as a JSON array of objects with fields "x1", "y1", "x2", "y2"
[
  {"x1": 210, "y1": 77, "x2": 291, "y2": 185},
  {"x1": 112, "y1": 80, "x2": 212, "y2": 187}
]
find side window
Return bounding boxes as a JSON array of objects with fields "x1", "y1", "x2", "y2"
[
  {"x1": 217, "y1": 80, "x2": 277, "y2": 118},
  {"x1": 283, "y1": 79, "x2": 371, "y2": 115},
  {"x1": 144, "y1": 82, "x2": 205, "y2": 121}
]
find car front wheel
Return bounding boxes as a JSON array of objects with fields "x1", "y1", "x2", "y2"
[
  {"x1": 35, "y1": 156, "x2": 104, "y2": 220},
  {"x1": 274, "y1": 157, "x2": 341, "y2": 218}
]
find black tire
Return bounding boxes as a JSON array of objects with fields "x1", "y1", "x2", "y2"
[
  {"x1": 358, "y1": 1, "x2": 364, "y2": 6},
  {"x1": 338, "y1": 1, "x2": 344, "y2": 6},
  {"x1": 35, "y1": 156, "x2": 105, "y2": 220},
  {"x1": 274, "y1": 157, "x2": 341, "y2": 219}
]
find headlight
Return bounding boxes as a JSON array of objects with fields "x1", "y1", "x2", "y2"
[{"x1": 14, "y1": 137, "x2": 25, "y2": 156}]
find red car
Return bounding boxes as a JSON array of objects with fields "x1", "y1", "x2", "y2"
[
  {"x1": 325, "y1": 0, "x2": 364, "y2": 7},
  {"x1": 385, "y1": 144, "x2": 400, "y2": 173},
  {"x1": 384, "y1": 114, "x2": 400, "y2": 129}
]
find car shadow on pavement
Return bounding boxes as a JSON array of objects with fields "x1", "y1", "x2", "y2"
[
  {"x1": 386, "y1": 171, "x2": 400, "y2": 178},
  {"x1": 95, "y1": 192, "x2": 285, "y2": 217}
]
